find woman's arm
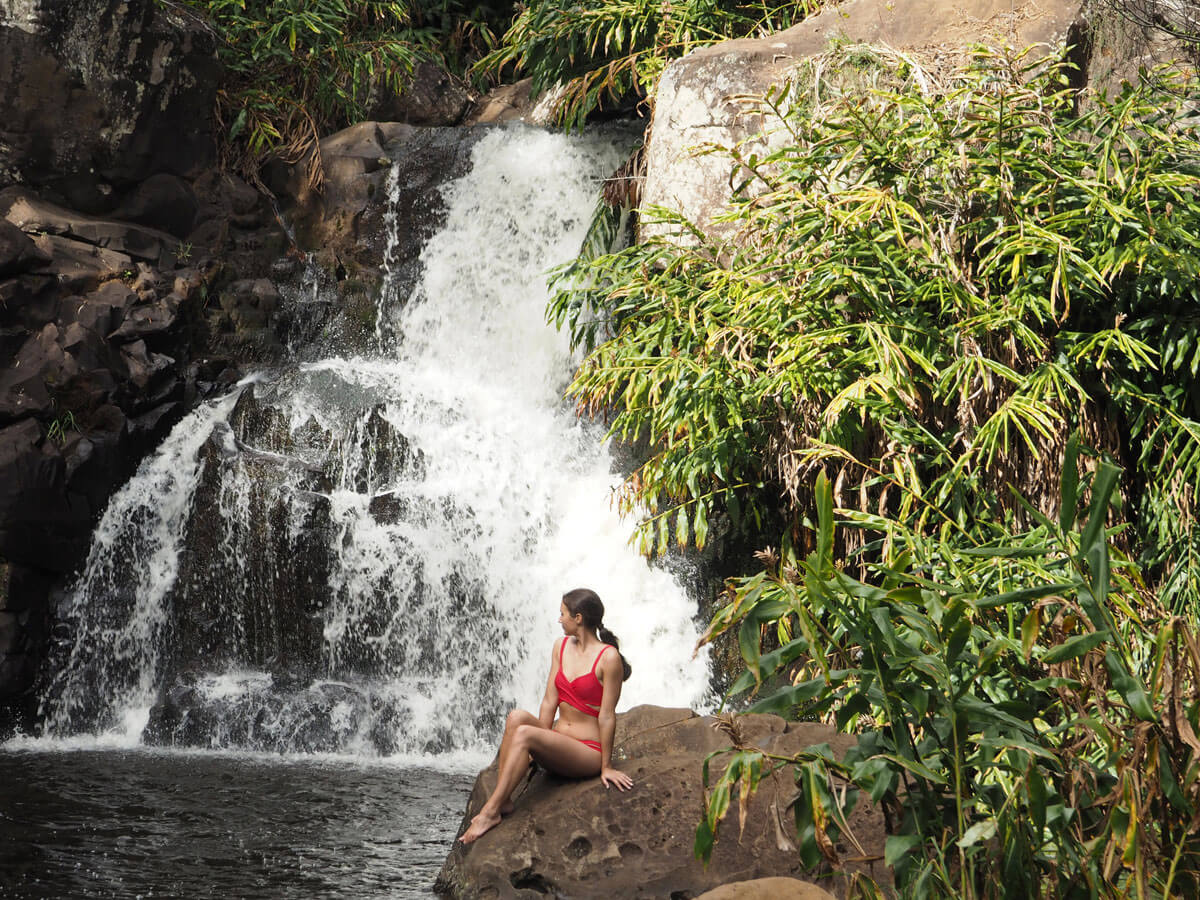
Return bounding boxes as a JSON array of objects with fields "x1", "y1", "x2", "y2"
[
  {"x1": 597, "y1": 651, "x2": 633, "y2": 790},
  {"x1": 538, "y1": 638, "x2": 563, "y2": 729}
]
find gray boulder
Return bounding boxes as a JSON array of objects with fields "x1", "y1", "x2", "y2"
[{"x1": 641, "y1": 0, "x2": 1087, "y2": 242}]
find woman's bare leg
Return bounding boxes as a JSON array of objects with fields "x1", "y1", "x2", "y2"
[
  {"x1": 460, "y1": 726, "x2": 601, "y2": 844},
  {"x1": 495, "y1": 710, "x2": 539, "y2": 814}
]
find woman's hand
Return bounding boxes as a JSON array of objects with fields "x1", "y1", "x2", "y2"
[{"x1": 600, "y1": 766, "x2": 633, "y2": 791}]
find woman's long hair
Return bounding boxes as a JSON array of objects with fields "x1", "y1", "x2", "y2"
[{"x1": 562, "y1": 588, "x2": 632, "y2": 681}]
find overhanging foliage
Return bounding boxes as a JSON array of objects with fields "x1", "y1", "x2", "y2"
[{"x1": 552, "y1": 44, "x2": 1200, "y2": 613}]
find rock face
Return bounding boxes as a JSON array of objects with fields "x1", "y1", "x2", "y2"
[
  {"x1": 641, "y1": 0, "x2": 1088, "y2": 241},
  {"x1": 368, "y1": 61, "x2": 472, "y2": 126},
  {"x1": 279, "y1": 121, "x2": 486, "y2": 275},
  {"x1": 0, "y1": 0, "x2": 220, "y2": 209},
  {"x1": 0, "y1": 0, "x2": 288, "y2": 733},
  {"x1": 436, "y1": 706, "x2": 887, "y2": 899}
]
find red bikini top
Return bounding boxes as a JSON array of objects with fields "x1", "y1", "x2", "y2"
[{"x1": 555, "y1": 639, "x2": 611, "y2": 717}]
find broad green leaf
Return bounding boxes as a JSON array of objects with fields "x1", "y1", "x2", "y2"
[{"x1": 1041, "y1": 630, "x2": 1110, "y2": 664}]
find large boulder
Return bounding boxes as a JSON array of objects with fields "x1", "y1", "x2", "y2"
[
  {"x1": 641, "y1": 0, "x2": 1087, "y2": 241},
  {"x1": 0, "y1": 0, "x2": 220, "y2": 208},
  {"x1": 436, "y1": 706, "x2": 887, "y2": 899},
  {"x1": 368, "y1": 61, "x2": 472, "y2": 126}
]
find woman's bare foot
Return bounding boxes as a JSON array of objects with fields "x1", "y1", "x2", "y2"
[{"x1": 460, "y1": 809, "x2": 502, "y2": 844}]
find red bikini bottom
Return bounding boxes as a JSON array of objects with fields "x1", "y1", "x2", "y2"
[{"x1": 576, "y1": 738, "x2": 601, "y2": 752}]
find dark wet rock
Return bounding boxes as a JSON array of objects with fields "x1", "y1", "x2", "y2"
[
  {"x1": 0, "y1": 0, "x2": 219, "y2": 198},
  {"x1": 0, "y1": 562, "x2": 53, "y2": 715},
  {"x1": 346, "y1": 404, "x2": 426, "y2": 492},
  {"x1": 0, "y1": 220, "x2": 51, "y2": 277},
  {"x1": 118, "y1": 339, "x2": 174, "y2": 390},
  {"x1": 107, "y1": 293, "x2": 183, "y2": 343},
  {"x1": 112, "y1": 174, "x2": 200, "y2": 239},
  {"x1": 154, "y1": 423, "x2": 333, "y2": 699},
  {"x1": 68, "y1": 281, "x2": 138, "y2": 334},
  {"x1": 1, "y1": 187, "x2": 179, "y2": 265},
  {"x1": 0, "y1": 1, "x2": 299, "y2": 734},
  {"x1": 369, "y1": 61, "x2": 471, "y2": 126},
  {"x1": 0, "y1": 419, "x2": 84, "y2": 570},
  {"x1": 279, "y1": 122, "x2": 484, "y2": 276},
  {"x1": 0, "y1": 325, "x2": 62, "y2": 421},
  {"x1": 437, "y1": 706, "x2": 888, "y2": 899},
  {"x1": 26, "y1": 234, "x2": 133, "y2": 292}
]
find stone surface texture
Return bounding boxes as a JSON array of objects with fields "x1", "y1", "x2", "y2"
[
  {"x1": 0, "y1": 0, "x2": 220, "y2": 206},
  {"x1": 641, "y1": 0, "x2": 1088, "y2": 241},
  {"x1": 436, "y1": 706, "x2": 886, "y2": 899},
  {"x1": 696, "y1": 878, "x2": 838, "y2": 900},
  {"x1": 0, "y1": 0, "x2": 286, "y2": 732},
  {"x1": 280, "y1": 121, "x2": 486, "y2": 275}
]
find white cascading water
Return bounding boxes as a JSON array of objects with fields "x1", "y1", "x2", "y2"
[{"x1": 33, "y1": 126, "x2": 711, "y2": 763}]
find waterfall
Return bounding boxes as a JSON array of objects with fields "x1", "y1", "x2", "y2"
[{"x1": 35, "y1": 125, "x2": 711, "y2": 763}]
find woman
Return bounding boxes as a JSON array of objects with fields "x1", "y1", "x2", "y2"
[{"x1": 459, "y1": 588, "x2": 634, "y2": 844}]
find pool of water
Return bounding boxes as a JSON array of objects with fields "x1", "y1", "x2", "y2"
[{"x1": 0, "y1": 748, "x2": 475, "y2": 898}]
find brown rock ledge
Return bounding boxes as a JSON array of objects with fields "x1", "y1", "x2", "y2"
[{"x1": 435, "y1": 705, "x2": 886, "y2": 899}]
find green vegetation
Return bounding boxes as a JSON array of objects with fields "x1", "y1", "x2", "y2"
[
  {"x1": 701, "y1": 459, "x2": 1200, "y2": 898},
  {"x1": 45, "y1": 411, "x2": 78, "y2": 447},
  {"x1": 551, "y1": 42, "x2": 1200, "y2": 897},
  {"x1": 475, "y1": 0, "x2": 823, "y2": 128},
  {"x1": 170, "y1": 0, "x2": 511, "y2": 184},
  {"x1": 554, "y1": 45, "x2": 1200, "y2": 610},
  {"x1": 171, "y1": 0, "x2": 830, "y2": 181}
]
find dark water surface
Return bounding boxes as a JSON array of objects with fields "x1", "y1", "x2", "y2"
[{"x1": 0, "y1": 748, "x2": 474, "y2": 898}]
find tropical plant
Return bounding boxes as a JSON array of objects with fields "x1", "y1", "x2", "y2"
[
  {"x1": 550, "y1": 43, "x2": 1200, "y2": 614},
  {"x1": 695, "y1": 451, "x2": 1200, "y2": 898},
  {"x1": 167, "y1": 0, "x2": 512, "y2": 187},
  {"x1": 475, "y1": 0, "x2": 823, "y2": 129}
]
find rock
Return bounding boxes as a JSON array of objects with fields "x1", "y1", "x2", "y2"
[
  {"x1": 153, "y1": 420, "x2": 333, "y2": 699},
  {"x1": 1, "y1": 187, "x2": 179, "y2": 265},
  {"x1": 696, "y1": 879, "x2": 837, "y2": 900},
  {"x1": 70, "y1": 281, "x2": 139, "y2": 335},
  {"x1": 0, "y1": 220, "x2": 51, "y2": 277},
  {"x1": 0, "y1": 418, "x2": 86, "y2": 570},
  {"x1": 27, "y1": 234, "x2": 133, "y2": 292},
  {"x1": 107, "y1": 293, "x2": 183, "y2": 343},
  {"x1": 463, "y1": 79, "x2": 538, "y2": 125},
  {"x1": 344, "y1": 404, "x2": 426, "y2": 492},
  {"x1": 0, "y1": 0, "x2": 219, "y2": 198},
  {"x1": 0, "y1": 325, "x2": 63, "y2": 421},
  {"x1": 113, "y1": 174, "x2": 200, "y2": 239},
  {"x1": 281, "y1": 123, "x2": 485, "y2": 275},
  {"x1": 641, "y1": 0, "x2": 1088, "y2": 241},
  {"x1": 369, "y1": 61, "x2": 471, "y2": 126},
  {"x1": 119, "y1": 339, "x2": 174, "y2": 390},
  {"x1": 126, "y1": 401, "x2": 182, "y2": 462},
  {"x1": 436, "y1": 706, "x2": 887, "y2": 899}
]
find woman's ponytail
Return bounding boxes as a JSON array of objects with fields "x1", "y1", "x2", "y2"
[
  {"x1": 597, "y1": 625, "x2": 632, "y2": 681},
  {"x1": 563, "y1": 588, "x2": 633, "y2": 681}
]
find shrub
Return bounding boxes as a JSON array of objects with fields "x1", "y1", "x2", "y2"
[
  {"x1": 551, "y1": 44, "x2": 1200, "y2": 614},
  {"x1": 475, "y1": 0, "x2": 823, "y2": 129},
  {"x1": 170, "y1": 0, "x2": 512, "y2": 186}
]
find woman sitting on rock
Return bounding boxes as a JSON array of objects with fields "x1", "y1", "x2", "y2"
[{"x1": 459, "y1": 587, "x2": 634, "y2": 844}]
